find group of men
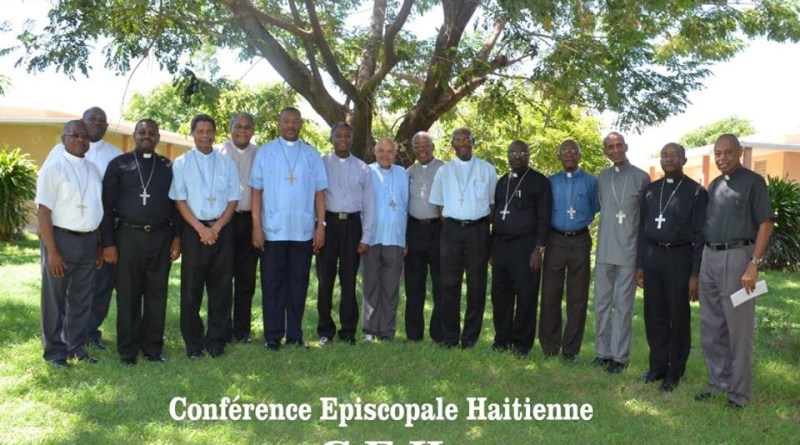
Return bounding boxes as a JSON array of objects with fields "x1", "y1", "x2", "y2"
[{"x1": 35, "y1": 106, "x2": 771, "y2": 409}]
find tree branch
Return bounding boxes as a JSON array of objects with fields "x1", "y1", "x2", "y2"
[
  {"x1": 303, "y1": 0, "x2": 358, "y2": 98},
  {"x1": 364, "y1": 0, "x2": 415, "y2": 93}
]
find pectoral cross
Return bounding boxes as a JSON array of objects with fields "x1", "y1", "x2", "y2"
[
  {"x1": 389, "y1": 200, "x2": 397, "y2": 211},
  {"x1": 419, "y1": 183, "x2": 427, "y2": 198},
  {"x1": 139, "y1": 190, "x2": 150, "y2": 206},
  {"x1": 77, "y1": 202, "x2": 87, "y2": 216},
  {"x1": 500, "y1": 207, "x2": 511, "y2": 221},
  {"x1": 458, "y1": 197, "x2": 464, "y2": 207},
  {"x1": 286, "y1": 172, "x2": 297, "y2": 185},
  {"x1": 207, "y1": 196, "x2": 217, "y2": 206},
  {"x1": 616, "y1": 209, "x2": 626, "y2": 224},
  {"x1": 655, "y1": 213, "x2": 666, "y2": 230},
  {"x1": 567, "y1": 207, "x2": 576, "y2": 220}
]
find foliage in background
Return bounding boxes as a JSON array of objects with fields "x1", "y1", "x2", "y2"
[
  {"x1": 0, "y1": 145, "x2": 37, "y2": 240},
  {"x1": 765, "y1": 175, "x2": 800, "y2": 271},
  {"x1": 431, "y1": 82, "x2": 606, "y2": 176},
  {"x1": 124, "y1": 74, "x2": 296, "y2": 145},
  {"x1": 11, "y1": 1, "x2": 800, "y2": 162},
  {"x1": 679, "y1": 116, "x2": 756, "y2": 148}
]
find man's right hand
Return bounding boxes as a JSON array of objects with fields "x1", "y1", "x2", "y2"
[
  {"x1": 48, "y1": 250, "x2": 66, "y2": 278},
  {"x1": 103, "y1": 246, "x2": 119, "y2": 264}
]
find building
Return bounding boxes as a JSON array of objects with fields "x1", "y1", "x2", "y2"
[{"x1": 641, "y1": 132, "x2": 800, "y2": 186}]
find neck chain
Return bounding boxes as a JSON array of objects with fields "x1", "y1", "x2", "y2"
[
  {"x1": 280, "y1": 139, "x2": 301, "y2": 185},
  {"x1": 65, "y1": 155, "x2": 89, "y2": 216},
  {"x1": 500, "y1": 169, "x2": 530, "y2": 221},
  {"x1": 611, "y1": 169, "x2": 629, "y2": 224},
  {"x1": 192, "y1": 149, "x2": 218, "y2": 207},
  {"x1": 133, "y1": 151, "x2": 157, "y2": 206},
  {"x1": 655, "y1": 175, "x2": 685, "y2": 230},
  {"x1": 455, "y1": 158, "x2": 476, "y2": 208},
  {"x1": 565, "y1": 170, "x2": 577, "y2": 220},
  {"x1": 377, "y1": 166, "x2": 397, "y2": 210}
]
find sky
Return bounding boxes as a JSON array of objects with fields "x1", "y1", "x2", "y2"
[{"x1": 3, "y1": 0, "x2": 800, "y2": 166}]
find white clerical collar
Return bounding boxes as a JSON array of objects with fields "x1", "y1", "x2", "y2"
[
  {"x1": 724, "y1": 175, "x2": 731, "y2": 181},
  {"x1": 281, "y1": 137, "x2": 297, "y2": 147},
  {"x1": 666, "y1": 177, "x2": 674, "y2": 183},
  {"x1": 194, "y1": 147, "x2": 214, "y2": 157},
  {"x1": 143, "y1": 152, "x2": 153, "y2": 159},
  {"x1": 89, "y1": 140, "x2": 101, "y2": 150},
  {"x1": 63, "y1": 150, "x2": 84, "y2": 163},
  {"x1": 566, "y1": 172, "x2": 572, "y2": 178},
  {"x1": 455, "y1": 157, "x2": 472, "y2": 166}
]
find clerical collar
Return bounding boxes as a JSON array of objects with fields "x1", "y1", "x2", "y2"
[
  {"x1": 666, "y1": 177, "x2": 674, "y2": 183},
  {"x1": 337, "y1": 156, "x2": 347, "y2": 163},
  {"x1": 89, "y1": 140, "x2": 101, "y2": 150},
  {"x1": 455, "y1": 157, "x2": 472, "y2": 165},
  {"x1": 63, "y1": 150, "x2": 85, "y2": 162},
  {"x1": 280, "y1": 137, "x2": 297, "y2": 147},
  {"x1": 724, "y1": 165, "x2": 742, "y2": 181},
  {"x1": 613, "y1": 162, "x2": 630, "y2": 173}
]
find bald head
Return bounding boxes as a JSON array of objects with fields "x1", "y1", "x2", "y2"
[
  {"x1": 374, "y1": 137, "x2": 397, "y2": 169},
  {"x1": 412, "y1": 131, "x2": 434, "y2": 165},
  {"x1": 713, "y1": 133, "x2": 743, "y2": 175},
  {"x1": 62, "y1": 120, "x2": 90, "y2": 157},
  {"x1": 82, "y1": 107, "x2": 108, "y2": 142}
]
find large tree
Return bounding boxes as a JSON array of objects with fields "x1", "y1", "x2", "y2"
[
  {"x1": 11, "y1": 0, "x2": 800, "y2": 160},
  {"x1": 679, "y1": 116, "x2": 757, "y2": 148}
]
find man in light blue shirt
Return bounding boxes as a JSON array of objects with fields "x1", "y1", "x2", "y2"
[
  {"x1": 539, "y1": 139, "x2": 600, "y2": 362},
  {"x1": 429, "y1": 128, "x2": 498, "y2": 348},
  {"x1": 316, "y1": 122, "x2": 374, "y2": 346},
  {"x1": 362, "y1": 138, "x2": 408, "y2": 342},
  {"x1": 250, "y1": 107, "x2": 328, "y2": 350},
  {"x1": 169, "y1": 114, "x2": 241, "y2": 359}
]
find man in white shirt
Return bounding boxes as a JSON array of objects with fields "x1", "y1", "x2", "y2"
[{"x1": 36, "y1": 120, "x2": 104, "y2": 368}]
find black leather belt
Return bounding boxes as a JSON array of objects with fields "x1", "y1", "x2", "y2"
[
  {"x1": 199, "y1": 219, "x2": 219, "y2": 227},
  {"x1": 325, "y1": 211, "x2": 360, "y2": 221},
  {"x1": 445, "y1": 216, "x2": 487, "y2": 228},
  {"x1": 118, "y1": 221, "x2": 171, "y2": 233},
  {"x1": 234, "y1": 210, "x2": 251, "y2": 216},
  {"x1": 705, "y1": 240, "x2": 754, "y2": 251},
  {"x1": 552, "y1": 227, "x2": 589, "y2": 237},
  {"x1": 54, "y1": 226, "x2": 94, "y2": 237},
  {"x1": 652, "y1": 240, "x2": 692, "y2": 250},
  {"x1": 409, "y1": 216, "x2": 440, "y2": 225}
]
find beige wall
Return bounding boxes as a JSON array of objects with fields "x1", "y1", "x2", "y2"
[{"x1": 779, "y1": 152, "x2": 800, "y2": 183}]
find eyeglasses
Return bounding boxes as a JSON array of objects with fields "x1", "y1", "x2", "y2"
[
  {"x1": 508, "y1": 152, "x2": 529, "y2": 159},
  {"x1": 559, "y1": 148, "x2": 580, "y2": 155},
  {"x1": 64, "y1": 133, "x2": 89, "y2": 139}
]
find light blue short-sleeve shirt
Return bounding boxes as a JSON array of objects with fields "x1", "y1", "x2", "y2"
[{"x1": 168, "y1": 148, "x2": 242, "y2": 220}]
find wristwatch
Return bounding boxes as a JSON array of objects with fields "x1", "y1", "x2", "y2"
[
  {"x1": 537, "y1": 246, "x2": 546, "y2": 254},
  {"x1": 750, "y1": 256, "x2": 763, "y2": 267},
  {"x1": 317, "y1": 220, "x2": 327, "y2": 228}
]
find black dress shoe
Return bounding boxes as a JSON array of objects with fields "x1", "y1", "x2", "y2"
[
  {"x1": 208, "y1": 348, "x2": 225, "y2": 358},
  {"x1": 48, "y1": 359, "x2": 70, "y2": 369},
  {"x1": 120, "y1": 357, "x2": 137, "y2": 366},
  {"x1": 491, "y1": 343, "x2": 509, "y2": 352},
  {"x1": 694, "y1": 391, "x2": 714, "y2": 402},
  {"x1": 285, "y1": 339, "x2": 309, "y2": 349},
  {"x1": 188, "y1": 351, "x2": 205, "y2": 360},
  {"x1": 460, "y1": 341, "x2": 475, "y2": 349},
  {"x1": 542, "y1": 351, "x2": 558, "y2": 359},
  {"x1": 726, "y1": 400, "x2": 745, "y2": 410},
  {"x1": 605, "y1": 360, "x2": 628, "y2": 374},
  {"x1": 235, "y1": 334, "x2": 252, "y2": 344},
  {"x1": 640, "y1": 370, "x2": 666, "y2": 383},
  {"x1": 77, "y1": 355, "x2": 99, "y2": 364},
  {"x1": 511, "y1": 345, "x2": 530, "y2": 357},
  {"x1": 562, "y1": 354, "x2": 578, "y2": 363},
  {"x1": 144, "y1": 354, "x2": 166, "y2": 363},
  {"x1": 659, "y1": 378, "x2": 678, "y2": 392},
  {"x1": 591, "y1": 357, "x2": 612, "y2": 368},
  {"x1": 264, "y1": 341, "x2": 281, "y2": 351}
]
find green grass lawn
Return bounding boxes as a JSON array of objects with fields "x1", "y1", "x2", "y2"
[{"x1": 1, "y1": 234, "x2": 798, "y2": 444}]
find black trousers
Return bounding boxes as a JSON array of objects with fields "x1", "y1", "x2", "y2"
[
  {"x1": 180, "y1": 223, "x2": 233, "y2": 355},
  {"x1": 40, "y1": 230, "x2": 96, "y2": 362},
  {"x1": 114, "y1": 225, "x2": 172, "y2": 359},
  {"x1": 642, "y1": 243, "x2": 693, "y2": 380},
  {"x1": 538, "y1": 230, "x2": 592, "y2": 356},
  {"x1": 404, "y1": 217, "x2": 442, "y2": 342},
  {"x1": 228, "y1": 211, "x2": 260, "y2": 341},
  {"x1": 316, "y1": 214, "x2": 361, "y2": 341},
  {"x1": 440, "y1": 219, "x2": 490, "y2": 347},
  {"x1": 490, "y1": 235, "x2": 540, "y2": 352},
  {"x1": 261, "y1": 240, "x2": 313, "y2": 342}
]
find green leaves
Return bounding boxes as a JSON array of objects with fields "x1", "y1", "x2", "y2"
[
  {"x1": 0, "y1": 146, "x2": 38, "y2": 241},
  {"x1": 765, "y1": 175, "x2": 800, "y2": 271},
  {"x1": 678, "y1": 116, "x2": 756, "y2": 148}
]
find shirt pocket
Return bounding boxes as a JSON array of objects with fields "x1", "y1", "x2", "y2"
[{"x1": 473, "y1": 180, "x2": 488, "y2": 202}]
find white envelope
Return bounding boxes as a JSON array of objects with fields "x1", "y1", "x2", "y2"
[{"x1": 730, "y1": 280, "x2": 768, "y2": 307}]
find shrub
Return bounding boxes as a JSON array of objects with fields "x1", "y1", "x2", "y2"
[
  {"x1": 764, "y1": 175, "x2": 800, "y2": 271},
  {"x1": 0, "y1": 145, "x2": 38, "y2": 240}
]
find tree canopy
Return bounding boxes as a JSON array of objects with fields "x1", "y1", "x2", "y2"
[
  {"x1": 10, "y1": 0, "x2": 800, "y2": 161},
  {"x1": 679, "y1": 116, "x2": 757, "y2": 148},
  {"x1": 124, "y1": 75, "x2": 296, "y2": 144}
]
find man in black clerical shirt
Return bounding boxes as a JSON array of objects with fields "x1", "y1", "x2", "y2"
[
  {"x1": 635, "y1": 142, "x2": 707, "y2": 391},
  {"x1": 101, "y1": 119, "x2": 182, "y2": 365},
  {"x1": 490, "y1": 140, "x2": 552, "y2": 356}
]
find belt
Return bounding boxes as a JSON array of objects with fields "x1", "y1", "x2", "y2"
[
  {"x1": 54, "y1": 226, "x2": 94, "y2": 237},
  {"x1": 409, "y1": 216, "x2": 440, "y2": 225},
  {"x1": 234, "y1": 210, "x2": 251, "y2": 216},
  {"x1": 445, "y1": 216, "x2": 487, "y2": 228},
  {"x1": 652, "y1": 240, "x2": 692, "y2": 250},
  {"x1": 325, "y1": 211, "x2": 360, "y2": 221},
  {"x1": 705, "y1": 240, "x2": 754, "y2": 251},
  {"x1": 199, "y1": 219, "x2": 219, "y2": 227},
  {"x1": 495, "y1": 233, "x2": 534, "y2": 241},
  {"x1": 552, "y1": 227, "x2": 589, "y2": 237},
  {"x1": 118, "y1": 221, "x2": 171, "y2": 233}
]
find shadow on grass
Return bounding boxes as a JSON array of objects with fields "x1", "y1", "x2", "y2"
[
  {"x1": 0, "y1": 235, "x2": 40, "y2": 266},
  {"x1": 0, "y1": 297, "x2": 39, "y2": 346}
]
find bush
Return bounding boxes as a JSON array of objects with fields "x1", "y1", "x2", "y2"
[
  {"x1": 764, "y1": 175, "x2": 800, "y2": 271},
  {"x1": 0, "y1": 145, "x2": 38, "y2": 240}
]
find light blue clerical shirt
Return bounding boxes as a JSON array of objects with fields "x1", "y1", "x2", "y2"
[
  {"x1": 429, "y1": 156, "x2": 497, "y2": 220},
  {"x1": 549, "y1": 168, "x2": 600, "y2": 232},
  {"x1": 249, "y1": 137, "x2": 328, "y2": 241},
  {"x1": 367, "y1": 163, "x2": 408, "y2": 247},
  {"x1": 169, "y1": 147, "x2": 241, "y2": 220},
  {"x1": 322, "y1": 153, "x2": 375, "y2": 244}
]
